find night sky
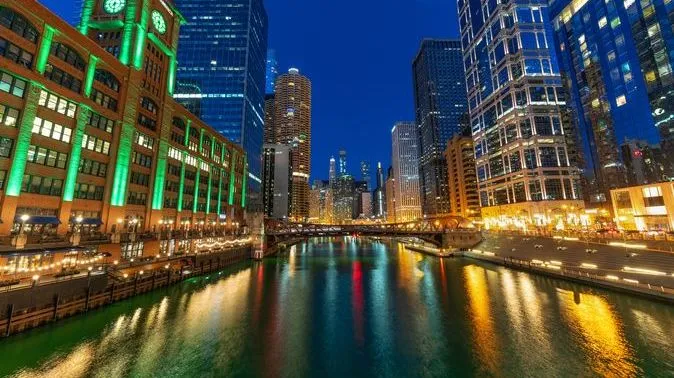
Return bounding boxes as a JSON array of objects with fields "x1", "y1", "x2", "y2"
[{"x1": 39, "y1": 0, "x2": 460, "y2": 181}]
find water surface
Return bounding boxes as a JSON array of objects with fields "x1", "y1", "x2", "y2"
[{"x1": 1, "y1": 238, "x2": 672, "y2": 377}]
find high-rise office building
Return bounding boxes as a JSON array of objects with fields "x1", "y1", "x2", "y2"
[
  {"x1": 175, "y1": 0, "x2": 268, "y2": 204},
  {"x1": 373, "y1": 162, "x2": 386, "y2": 218},
  {"x1": 353, "y1": 180, "x2": 369, "y2": 219},
  {"x1": 621, "y1": 140, "x2": 667, "y2": 186},
  {"x1": 413, "y1": 39, "x2": 468, "y2": 217},
  {"x1": 263, "y1": 94, "x2": 275, "y2": 144},
  {"x1": 550, "y1": 0, "x2": 674, "y2": 204},
  {"x1": 445, "y1": 133, "x2": 480, "y2": 219},
  {"x1": 391, "y1": 122, "x2": 422, "y2": 222},
  {"x1": 274, "y1": 68, "x2": 312, "y2": 221},
  {"x1": 266, "y1": 49, "x2": 279, "y2": 95},
  {"x1": 329, "y1": 156, "x2": 337, "y2": 187},
  {"x1": 549, "y1": 0, "x2": 673, "y2": 204},
  {"x1": 459, "y1": 0, "x2": 584, "y2": 228},
  {"x1": 338, "y1": 149, "x2": 348, "y2": 176},
  {"x1": 262, "y1": 144, "x2": 292, "y2": 219},
  {"x1": 360, "y1": 161, "x2": 372, "y2": 190},
  {"x1": 386, "y1": 167, "x2": 397, "y2": 223},
  {"x1": 333, "y1": 175, "x2": 355, "y2": 223}
]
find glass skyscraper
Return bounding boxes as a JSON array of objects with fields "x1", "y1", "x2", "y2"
[
  {"x1": 413, "y1": 39, "x2": 468, "y2": 217},
  {"x1": 266, "y1": 48, "x2": 279, "y2": 95},
  {"x1": 549, "y1": 0, "x2": 673, "y2": 204},
  {"x1": 459, "y1": 0, "x2": 584, "y2": 228},
  {"x1": 175, "y1": 0, "x2": 268, "y2": 200}
]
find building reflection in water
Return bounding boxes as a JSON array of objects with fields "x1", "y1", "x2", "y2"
[
  {"x1": 463, "y1": 264, "x2": 500, "y2": 373},
  {"x1": 557, "y1": 289, "x2": 638, "y2": 377}
]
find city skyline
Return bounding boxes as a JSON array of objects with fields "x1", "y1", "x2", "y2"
[{"x1": 39, "y1": 0, "x2": 459, "y2": 179}]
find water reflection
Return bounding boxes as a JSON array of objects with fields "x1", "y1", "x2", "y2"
[
  {"x1": 557, "y1": 289, "x2": 639, "y2": 377},
  {"x1": 463, "y1": 264, "x2": 500, "y2": 372},
  {"x1": 1, "y1": 239, "x2": 672, "y2": 377}
]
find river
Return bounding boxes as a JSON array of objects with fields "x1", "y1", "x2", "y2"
[{"x1": 0, "y1": 237, "x2": 672, "y2": 377}]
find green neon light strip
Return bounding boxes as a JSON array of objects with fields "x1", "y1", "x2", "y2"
[
  {"x1": 62, "y1": 105, "x2": 90, "y2": 202},
  {"x1": 241, "y1": 155, "x2": 247, "y2": 208},
  {"x1": 132, "y1": 1, "x2": 150, "y2": 70},
  {"x1": 83, "y1": 55, "x2": 98, "y2": 97},
  {"x1": 177, "y1": 155, "x2": 186, "y2": 211},
  {"x1": 228, "y1": 150, "x2": 237, "y2": 205},
  {"x1": 110, "y1": 122, "x2": 134, "y2": 206},
  {"x1": 193, "y1": 165, "x2": 200, "y2": 213},
  {"x1": 119, "y1": 0, "x2": 138, "y2": 65},
  {"x1": 5, "y1": 82, "x2": 41, "y2": 196},
  {"x1": 152, "y1": 140, "x2": 169, "y2": 210},
  {"x1": 78, "y1": 0, "x2": 96, "y2": 34},
  {"x1": 216, "y1": 169, "x2": 223, "y2": 215},
  {"x1": 211, "y1": 140, "x2": 216, "y2": 159},
  {"x1": 146, "y1": 33, "x2": 177, "y2": 95},
  {"x1": 86, "y1": 20, "x2": 125, "y2": 30},
  {"x1": 184, "y1": 119, "x2": 191, "y2": 146},
  {"x1": 36, "y1": 25, "x2": 54, "y2": 74},
  {"x1": 205, "y1": 165, "x2": 212, "y2": 214}
]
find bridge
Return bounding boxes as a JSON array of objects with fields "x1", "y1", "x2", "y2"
[{"x1": 263, "y1": 218, "x2": 483, "y2": 251}]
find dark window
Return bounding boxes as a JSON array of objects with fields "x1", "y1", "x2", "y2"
[
  {"x1": 0, "y1": 7, "x2": 39, "y2": 43},
  {"x1": 94, "y1": 69, "x2": 120, "y2": 92},
  {"x1": 0, "y1": 136, "x2": 13, "y2": 157},
  {"x1": 44, "y1": 64, "x2": 82, "y2": 93},
  {"x1": 0, "y1": 37, "x2": 33, "y2": 68},
  {"x1": 50, "y1": 42, "x2": 86, "y2": 71}
]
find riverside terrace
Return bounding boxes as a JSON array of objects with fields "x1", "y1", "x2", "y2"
[{"x1": 470, "y1": 231, "x2": 674, "y2": 299}]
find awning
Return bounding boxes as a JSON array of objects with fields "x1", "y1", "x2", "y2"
[
  {"x1": 70, "y1": 217, "x2": 103, "y2": 225},
  {"x1": 14, "y1": 216, "x2": 61, "y2": 225}
]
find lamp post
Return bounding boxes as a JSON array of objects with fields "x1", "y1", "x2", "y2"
[
  {"x1": 12, "y1": 214, "x2": 30, "y2": 249},
  {"x1": 70, "y1": 216, "x2": 83, "y2": 246}
]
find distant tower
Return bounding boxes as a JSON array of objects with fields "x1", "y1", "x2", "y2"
[
  {"x1": 263, "y1": 94, "x2": 276, "y2": 144},
  {"x1": 373, "y1": 162, "x2": 386, "y2": 218},
  {"x1": 329, "y1": 156, "x2": 337, "y2": 187},
  {"x1": 392, "y1": 122, "x2": 421, "y2": 222},
  {"x1": 266, "y1": 49, "x2": 279, "y2": 95},
  {"x1": 338, "y1": 149, "x2": 348, "y2": 177},
  {"x1": 360, "y1": 161, "x2": 372, "y2": 190},
  {"x1": 274, "y1": 68, "x2": 312, "y2": 221}
]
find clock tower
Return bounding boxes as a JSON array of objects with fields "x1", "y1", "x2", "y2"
[{"x1": 77, "y1": 0, "x2": 183, "y2": 95}]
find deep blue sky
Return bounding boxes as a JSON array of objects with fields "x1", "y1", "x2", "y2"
[{"x1": 39, "y1": 0, "x2": 460, "y2": 180}]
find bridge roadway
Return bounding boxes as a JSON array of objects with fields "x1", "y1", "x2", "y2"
[
  {"x1": 476, "y1": 232, "x2": 674, "y2": 288},
  {"x1": 264, "y1": 220, "x2": 480, "y2": 250}
]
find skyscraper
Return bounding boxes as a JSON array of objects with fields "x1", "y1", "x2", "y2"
[
  {"x1": 329, "y1": 156, "x2": 337, "y2": 187},
  {"x1": 413, "y1": 39, "x2": 468, "y2": 217},
  {"x1": 373, "y1": 162, "x2": 386, "y2": 218},
  {"x1": 459, "y1": 0, "x2": 584, "y2": 228},
  {"x1": 338, "y1": 149, "x2": 348, "y2": 176},
  {"x1": 263, "y1": 94, "x2": 275, "y2": 144},
  {"x1": 266, "y1": 48, "x2": 279, "y2": 95},
  {"x1": 360, "y1": 161, "x2": 372, "y2": 190},
  {"x1": 549, "y1": 0, "x2": 674, "y2": 203},
  {"x1": 262, "y1": 144, "x2": 292, "y2": 219},
  {"x1": 175, "y1": 0, "x2": 268, "y2": 203},
  {"x1": 445, "y1": 133, "x2": 480, "y2": 219},
  {"x1": 392, "y1": 122, "x2": 422, "y2": 222},
  {"x1": 274, "y1": 68, "x2": 312, "y2": 221}
]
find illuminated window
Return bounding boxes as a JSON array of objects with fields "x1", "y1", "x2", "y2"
[
  {"x1": 616, "y1": 95, "x2": 627, "y2": 107},
  {"x1": 598, "y1": 17, "x2": 607, "y2": 28}
]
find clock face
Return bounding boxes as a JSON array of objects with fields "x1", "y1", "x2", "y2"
[
  {"x1": 152, "y1": 10, "x2": 167, "y2": 34},
  {"x1": 103, "y1": 0, "x2": 125, "y2": 14}
]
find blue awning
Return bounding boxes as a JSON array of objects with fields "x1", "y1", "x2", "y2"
[
  {"x1": 70, "y1": 217, "x2": 103, "y2": 225},
  {"x1": 14, "y1": 216, "x2": 61, "y2": 225}
]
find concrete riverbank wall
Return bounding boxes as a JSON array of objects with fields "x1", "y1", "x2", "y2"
[{"x1": 0, "y1": 246, "x2": 250, "y2": 337}]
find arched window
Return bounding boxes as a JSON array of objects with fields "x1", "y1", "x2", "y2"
[
  {"x1": 94, "y1": 69, "x2": 120, "y2": 92},
  {"x1": 0, "y1": 7, "x2": 38, "y2": 43},
  {"x1": 172, "y1": 117, "x2": 186, "y2": 131},
  {"x1": 140, "y1": 97, "x2": 158, "y2": 115},
  {"x1": 50, "y1": 42, "x2": 86, "y2": 71}
]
